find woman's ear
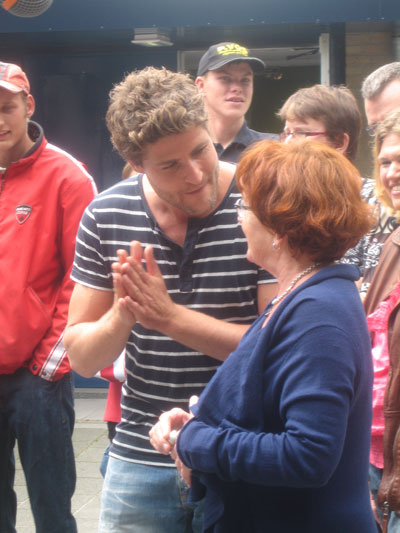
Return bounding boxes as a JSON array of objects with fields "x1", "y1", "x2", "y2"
[
  {"x1": 272, "y1": 234, "x2": 285, "y2": 251},
  {"x1": 334, "y1": 133, "x2": 350, "y2": 156}
]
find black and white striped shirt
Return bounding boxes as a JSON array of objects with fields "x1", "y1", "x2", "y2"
[{"x1": 71, "y1": 174, "x2": 274, "y2": 466}]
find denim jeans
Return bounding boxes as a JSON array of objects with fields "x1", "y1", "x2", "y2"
[
  {"x1": 99, "y1": 443, "x2": 111, "y2": 478},
  {"x1": 99, "y1": 456, "x2": 204, "y2": 532},
  {"x1": 369, "y1": 463, "x2": 400, "y2": 532},
  {"x1": 100, "y1": 421, "x2": 117, "y2": 478},
  {"x1": 0, "y1": 368, "x2": 77, "y2": 533}
]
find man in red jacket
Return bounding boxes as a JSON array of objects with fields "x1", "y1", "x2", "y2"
[{"x1": 0, "y1": 62, "x2": 96, "y2": 533}]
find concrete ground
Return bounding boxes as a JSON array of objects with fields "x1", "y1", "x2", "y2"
[{"x1": 15, "y1": 389, "x2": 108, "y2": 532}]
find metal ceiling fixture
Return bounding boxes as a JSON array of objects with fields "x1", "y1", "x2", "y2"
[{"x1": 131, "y1": 28, "x2": 173, "y2": 47}]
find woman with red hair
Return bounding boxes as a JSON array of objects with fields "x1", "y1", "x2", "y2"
[
  {"x1": 278, "y1": 83, "x2": 391, "y2": 298},
  {"x1": 150, "y1": 140, "x2": 376, "y2": 532}
]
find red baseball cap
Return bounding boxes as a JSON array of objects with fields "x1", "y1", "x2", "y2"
[{"x1": 0, "y1": 62, "x2": 30, "y2": 95}]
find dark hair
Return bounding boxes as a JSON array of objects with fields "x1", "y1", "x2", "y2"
[{"x1": 278, "y1": 84, "x2": 361, "y2": 161}]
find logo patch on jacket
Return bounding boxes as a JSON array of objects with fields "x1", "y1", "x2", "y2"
[{"x1": 15, "y1": 204, "x2": 32, "y2": 224}]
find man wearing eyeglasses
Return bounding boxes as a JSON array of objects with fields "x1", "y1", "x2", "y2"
[{"x1": 362, "y1": 62, "x2": 400, "y2": 134}]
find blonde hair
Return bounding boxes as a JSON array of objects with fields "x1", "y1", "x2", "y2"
[
  {"x1": 374, "y1": 109, "x2": 400, "y2": 220},
  {"x1": 121, "y1": 162, "x2": 134, "y2": 180}
]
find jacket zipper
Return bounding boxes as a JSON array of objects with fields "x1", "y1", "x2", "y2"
[
  {"x1": 0, "y1": 167, "x2": 6, "y2": 201},
  {"x1": 0, "y1": 168, "x2": 5, "y2": 195},
  {"x1": 381, "y1": 501, "x2": 389, "y2": 533}
]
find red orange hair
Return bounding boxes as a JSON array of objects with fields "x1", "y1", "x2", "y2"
[{"x1": 236, "y1": 140, "x2": 374, "y2": 263}]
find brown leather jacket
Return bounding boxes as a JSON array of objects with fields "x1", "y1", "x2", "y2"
[{"x1": 364, "y1": 227, "x2": 400, "y2": 511}]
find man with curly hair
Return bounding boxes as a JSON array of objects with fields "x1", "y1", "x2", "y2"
[{"x1": 65, "y1": 67, "x2": 276, "y2": 532}]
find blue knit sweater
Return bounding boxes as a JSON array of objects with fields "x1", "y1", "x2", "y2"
[{"x1": 178, "y1": 264, "x2": 376, "y2": 532}]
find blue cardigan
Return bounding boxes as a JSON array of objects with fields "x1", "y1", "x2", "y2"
[{"x1": 178, "y1": 264, "x2": 376, "y2": 532}]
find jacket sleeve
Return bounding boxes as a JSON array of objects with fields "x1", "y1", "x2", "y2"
[
  {"x1": 95, "y1": 351, "x2": 126, "y2": 383},
  {"x1": 177, "y1": 326, "x2": 361, "y2": 488},
  {"x1": 29, "y1": 166, "x2": 97, "y2": 381}
]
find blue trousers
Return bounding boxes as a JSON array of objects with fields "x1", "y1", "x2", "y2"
[
  {"x1": 99, "y1": 455, "x2": 204, "y2": 532},
  {"x1": 0, "y1": 368, "x2": 77, "y2": 533}
]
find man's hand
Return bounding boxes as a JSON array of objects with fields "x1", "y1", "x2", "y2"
[
  {"x1": 118, "y1": 241, "x2": 178, "y2": 332},
  {"x1": 116, "y1": 242, "x2": 248, "y2": 362},
  {"x1": 111, "y1": 247, "x2": 138, "y2": 328}
]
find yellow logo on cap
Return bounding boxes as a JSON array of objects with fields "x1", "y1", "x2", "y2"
[{"x1": 216, "y1": 43, "x2": 249, "y2": 57}]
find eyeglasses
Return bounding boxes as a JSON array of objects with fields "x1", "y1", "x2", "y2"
[
  {"x1": 234, "y1": 198, "x2": 251, "y2": 218},
  {"x1": 366, "y1": 123, "x2": 379, "y2": 137},
  {"x1": 280, "y1": 130, "x2": 328, "y2": 141}
]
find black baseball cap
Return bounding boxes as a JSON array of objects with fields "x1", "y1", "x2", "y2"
[{"x1": 197, "y1": 42, "x2": 265, "y2": 76}]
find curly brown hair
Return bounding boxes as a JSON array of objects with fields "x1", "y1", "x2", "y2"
[
  {"x1": 106, "y1": 67, "x2": 208, "y2": 164},
  {"x1": 236, "y1": 140, "x2": 374, "y2": 264}
]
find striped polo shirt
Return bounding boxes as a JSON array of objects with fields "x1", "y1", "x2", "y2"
[{"x1": 71, "y1": 174, "x2": 274, "y2": 466}]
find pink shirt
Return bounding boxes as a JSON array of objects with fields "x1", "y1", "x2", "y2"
[{"x1": 367, "y1": 280, "x2": 400, "y2": 468}]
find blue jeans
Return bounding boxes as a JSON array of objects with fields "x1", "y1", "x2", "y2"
[
  {"x1": 100, "y1": 421, "x2": 117, "y2": 478},
  {"x1": 100, "y1": 443, "x2": 111, "y2": 478},
  {"x1": 369, "y1": 463, "x2": 400, "y2": 532},
  {"x1": 0, "y1": 368, "x2": 77, "y2": 533},
  {"x1": 99, "y1": 456, "x2": 204, "y2": 532}
]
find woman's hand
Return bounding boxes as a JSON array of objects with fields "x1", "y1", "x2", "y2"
[
  {"x1": 172, "y1": 451, "x2": 192, "y2": 487},
  {"x1": 149, "y1": 417, "x2": 193, "y2": 486},
  {"x1": 149, "y1": 397, "x2": 199, "y2": 486},
  {"x1": 149, "y1": 407, "x2": 192, "y2": 455}
]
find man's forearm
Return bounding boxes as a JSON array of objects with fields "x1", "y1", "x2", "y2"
[
  {"x1": 162, "y1": 304, "x2": 249, "y2": 361},
  {"x1": 64, "y1": 308, "x2": 132, "y2": 378}
]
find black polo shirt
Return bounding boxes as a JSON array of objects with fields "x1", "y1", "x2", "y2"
[{"x1": 214, "y1": 121, "x2": 278, "y2": 163}]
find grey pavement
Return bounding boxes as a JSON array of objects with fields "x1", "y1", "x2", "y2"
[{"x1": 15, "y1": 388, "x2": 108, "y2": 533}]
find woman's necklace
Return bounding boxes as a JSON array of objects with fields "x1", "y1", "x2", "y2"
[{"x1": 268, "y1": 262, "x2": 322, "y2": 312}]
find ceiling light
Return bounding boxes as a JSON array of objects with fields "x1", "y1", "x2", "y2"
[{"x1": 131, "y1": 28, "x2": 173, "y2": 47}]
